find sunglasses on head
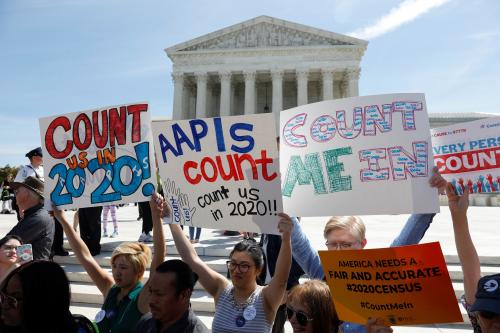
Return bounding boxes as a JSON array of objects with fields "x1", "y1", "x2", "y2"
[{"x1": 286, "y1": 306, "x2": 313, "y2": 326}]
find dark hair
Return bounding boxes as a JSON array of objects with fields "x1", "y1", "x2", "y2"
[
  {"x1": 156, "y1": 259, "x2": 199, "y2": 296},
  {"x1": 0, "y1": 235, "x2": 22, "y2": 248},
  {"x1": 1, "y1": 260, "x2": 76, "y2": 332},
  {"x1": 229, "y1": 239, "x2": 264, "y2": 269}
]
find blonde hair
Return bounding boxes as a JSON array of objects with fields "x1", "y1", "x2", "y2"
[
  {"x1": 323, "y1": 216, "x2": 366, "y2": 242},
  {"x1": 111, "y1": 242, "x2": 152, "y2": 278}
]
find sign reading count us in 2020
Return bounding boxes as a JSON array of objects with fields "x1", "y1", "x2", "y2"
[
  {"x1": 152, "y1": 113, "x2": 283, "y2": 235},
  {"x1": 39, "y1": 103, "x2": 156, "y2": 209},
  {"x1": 280, "y1": 93, "x2": 439, "y2": 217},
  {"x1": 431, "y1": 116, "x2": 500, "y2": 194}
]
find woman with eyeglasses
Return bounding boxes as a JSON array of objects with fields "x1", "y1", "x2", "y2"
[
  {"x1": 0, "y1": 260, "x2": 97, "y2": 332},
  {"x1": 0, "y1": 236, "x2": 22, "y2": 283},
  {"x1": 169, "y1": 213, "x2": 293, "y2": 333},
  {"x1": 286, "y1": 280, "x2": 393, "y2": 333},
  {"x1": 51, "y1": 193, "x2": 167, "y2": 333}
]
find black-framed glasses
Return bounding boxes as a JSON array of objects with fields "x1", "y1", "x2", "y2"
[
  {"x1": 0, "y1": 292, "x2": 20, "y2": 309},
  {"x1": 286, "y1": 306, "x2": 313, "y2": 326},
  {"x1": 226, "y1": 261, "x2": 253, "y2": 273}
]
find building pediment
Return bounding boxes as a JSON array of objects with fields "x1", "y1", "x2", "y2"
[{"x1": 166, "y1": 16, "x2": 367, "y2": 55}]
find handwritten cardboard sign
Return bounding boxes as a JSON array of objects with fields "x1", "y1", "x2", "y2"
[
  {"x1": 319, "y1": 242, "x2": 462, "y2": 326},
  {"x1": 39, "y1": 102, "x2": 156, "y2": 209},
  {"x1": 280, "y1": 93, "x2": 439, "y2": 216},
  {"x1": 152, "y1": 114, "x2": 283, "y2": 234},
  {"x1": 431, "y1": 116, "x2": 500, "y2": 194}
]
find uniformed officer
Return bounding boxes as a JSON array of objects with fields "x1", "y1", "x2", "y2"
[{"x1": 14, "y1": 147, "x2": 44, "y2": 182}]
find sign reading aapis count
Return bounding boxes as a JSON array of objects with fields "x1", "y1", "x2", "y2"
[
  {"x1": 152, "y1": 113, "x2": 283, "y2": 234},
  {"x1": 39, "y1": 103, "x2": 156, "y2": 209}
]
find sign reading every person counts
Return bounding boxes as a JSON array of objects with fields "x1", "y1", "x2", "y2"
[
  {"x1": 280, "y1": 93, "x2": 439, "y2": 217},
  {"x1": 431, "y1": 116, "x2": 500, "y2": 194},
  {"x1": 39, "y1": 103, "x2": 156, "y2": 209},
  {"x1": 152, "y1": 113, "x2": 283, "y2": 234},
  {"x1": 319, "y1": 242, "x2": 462, "y2": 326}
]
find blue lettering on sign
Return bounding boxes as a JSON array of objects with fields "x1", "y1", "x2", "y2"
[{"x1": 49, "y1": 142, "x2": 154, "y2": 206}]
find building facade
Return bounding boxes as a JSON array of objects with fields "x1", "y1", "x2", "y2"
[{"x1": 165, "y1": 16, "x2": 368, "y2": 121}]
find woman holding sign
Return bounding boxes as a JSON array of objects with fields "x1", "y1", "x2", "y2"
[
  {"x1": 169, "y1": 213, "x2": 293, "y2": 333},
  {"x1": 51, "y1": 194, "x2": 166, "y2": 333}
]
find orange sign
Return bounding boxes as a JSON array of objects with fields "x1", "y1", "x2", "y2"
[{"x1": 319, "y1": 242, "x2": 462, "y2": 326}]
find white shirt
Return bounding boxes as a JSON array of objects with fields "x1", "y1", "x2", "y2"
[{"x1": 14, "y1": 164, "x2": 44, "y2": 182}]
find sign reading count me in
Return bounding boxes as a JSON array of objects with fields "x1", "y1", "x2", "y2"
[
  {"x1": 39, "y1": 103, "x2": 156, "y2": 209},
  {"x1": 280, "y1": 93, "x2": 439, "y2": 217}
]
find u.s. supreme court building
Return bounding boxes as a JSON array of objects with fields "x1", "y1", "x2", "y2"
[{"x1": 164, "y1": 15, "x2": 495, "y2": 130}]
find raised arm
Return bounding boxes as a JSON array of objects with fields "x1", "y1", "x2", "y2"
[
  {"x1": 137, "y1": 193, "x2": 167, "y2": 313},
  {"x1": 263, "y1": 213, "x2": 293, "y2": 323},
  {"x1": 169, "y1": 223, "x2": 228, "y2": 300},
  {"x1": 52, "y1": 208, "x2": 114, "y2": 297},
  {"x1": 391, "y1": 167, "x2": 446, "y2": 247},
  {"x1": 446, "y1": 183, "x2": 481, "y2": 304},
  {"x1": 290, "y1": 216, "x2": 325, "y2": 279}
]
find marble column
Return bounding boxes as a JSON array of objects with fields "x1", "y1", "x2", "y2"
[
  {"x1": 243, "y1": 71, "x2": 256, "y2": 115},
  {"x1": 271, "y1": 70, "x2": 284, "y2": 114},
  {"x1": 219, "y1": 71, "x2": 232, "y2": 117},
  {"x1": 296, "y1": 69, "x2": 309, "y2": 106},
  {"x1": 195, "y1": 72, "x2": 208, "y2": 118},
  {"x1": 172, "y1": 72, "x2": 185, "y2": 120},
  {"x1": 345, "y1": 68, "x2": 361, "y2": 97},
  {"x1": 321, "y1": 69, "x2": 335, "y2": 101}
]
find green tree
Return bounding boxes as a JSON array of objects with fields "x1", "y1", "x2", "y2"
[{"x1": 0, "y1": 165, "x2": 20, "y2": 183}]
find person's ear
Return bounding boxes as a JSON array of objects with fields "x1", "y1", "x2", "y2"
[{"x1": 360, "y1": 238, "x2": 367, "y2": 248}]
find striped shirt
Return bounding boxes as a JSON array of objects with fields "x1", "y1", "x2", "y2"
[{"x1": 212, "y1": 285, "x2": 272, "y2": 333}]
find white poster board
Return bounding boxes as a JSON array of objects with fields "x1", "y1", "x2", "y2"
[
  {"x1": 39, "y1": 102, "x2": 156, "y2": 209},
  {"x1": 280, "y1": 93, "x2": 439, "y2": 217},
  {"x1": 431, "y1": 116, "x2": 500, "y2": 194},
  {"x1": 152, "y1": 114, "x2": 283, "y2": 234}
]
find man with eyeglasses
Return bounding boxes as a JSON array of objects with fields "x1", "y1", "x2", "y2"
[{"x1": 289, "y1": 169, "x2": 446, "y2": 332}]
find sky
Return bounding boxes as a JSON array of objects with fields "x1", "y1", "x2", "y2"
[{"x1": 1, "y1": 0, "x2": 499, "y2": 167}]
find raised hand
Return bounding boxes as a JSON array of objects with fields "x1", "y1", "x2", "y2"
[
  {"x1": 429, "y1": 166, "x2": 447, "y2": 194},
  {"x1": 446, "y1": 182, "x2": 469, "y2": 216},
  {"x1": 277, "y1": 212, "x2": 294, "y2": 237}
]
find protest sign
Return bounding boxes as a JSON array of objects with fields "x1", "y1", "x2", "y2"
[
  {"x1": 39, "y1": 103, "x2": 156, "y2": 209},
  {"x1": 431, "y1": 116, "x2": 500, "y2": 194},
  {"x1": 280, "y1": 93, "x2": 439, "y2": 216},
  {"x1": 319, "y1": 242, "x2": 462, "y2": 326},
  {"x1": 152, "y1": 113, "x2": 283, "y2": 234}
]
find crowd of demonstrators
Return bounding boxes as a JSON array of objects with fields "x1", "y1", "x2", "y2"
[
  {"x1": 169, "y1": 213, "x2": 293, "y2": 333},
  {"x1": 0, "y1": 236, "x2": 22, "y2": 283},
  {"x1": 51, "y1": 193, "x2": 166, "y2": 333},
  {"x1": 102, "y1": 205, "x2": 119, "y2": 238},
  {"x1": 0, "y1": 260, "x2": 97, "y2": 333},
  {"x1": 1, "y1": 178, "x2": 15, "y2": 214},
  {"x1": 6, "y1": 176, "x2": 53, "y2": 260},
  {"x1": 135, "y1": 259, "x2": 209, "y2": 333},
  {"x1": 447, "y1": 183, "x2": 500, "y2": 332}
]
